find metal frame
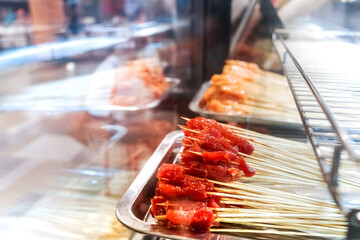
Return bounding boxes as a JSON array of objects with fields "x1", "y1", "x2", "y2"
[{"x1": 273, "y1": 29, "x2": 360, "y2": 237}]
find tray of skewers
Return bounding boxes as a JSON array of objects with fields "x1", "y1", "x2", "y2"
[
  {"x1": 87, "y1": 58, "x2": 180, "y2": 111},
  {"x1": 116, "y1": 117, "x2": 354, "y2": 239},
  {"x1": 189, "y1": 60, "x2": 302, "y2": 129},
  {"x1": 0, "y1": 59, "x2": 179, "y2": 112}
]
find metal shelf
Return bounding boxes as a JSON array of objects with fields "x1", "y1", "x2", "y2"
[{"x1": 273, "y1": 29, "x2": 360, "y2": 238}]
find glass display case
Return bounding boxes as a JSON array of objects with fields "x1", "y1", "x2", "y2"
[{"x1": 0, "y1": 0, "x2": 359, "y2": 239}]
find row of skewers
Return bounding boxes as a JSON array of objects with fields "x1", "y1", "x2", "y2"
[
  {"x1": 199, "y1": 60, "x2": 299, "y2": 122},
  {"x1": 149, "y1": 117, "x2": 351, "y2": 239}
]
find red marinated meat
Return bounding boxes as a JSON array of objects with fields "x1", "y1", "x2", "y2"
[
  {"x1": 205, "y1": 164, "x2": 239, "y2": 182},
  {"x1": 202, "y1": 151, "x2": 255, "y2": 177},
  {"x1": 229, "y1": 136, "x2": 254, "y2": 155},
  {"x1": 164, "y1": 200, "x2": 207, "y2": 211},
  {"x1": 166, "y1": 207, "x2": 216, "y2": 232},
  {"x1": 156, "y1": 164, "x2": 215, "y2": 190},
  {"x1": 150, "y1": 198, "x2": 166, "y2": 217},
  {"x1": 181, "y1": 149, "x2": 203, "y2": 164},
  {"x1": 185, "y1": 117, "x2": 218, "y2": 134},
  {"x1": 156, "y1": 174, "x2": 216, "y2": 201},
  {"x1": 185, "y1": 117, "x2": 254, "y2": 155},
  {"x1": 238, "y1": 156, "x2": 256, "y2": 177},
  {"x1": 228, "y1": 168, "x2": 240, "y2": 179},
  {"x1": 150, "y1": 117, "x2": 256, "y2": 232},
  {"x1": 182, "y1": 154, "x2": 243, "y2": 182},
  {"x1": 182, "y1": 138, "x2": 203, "y2": 152},
  {"x1": 182, "y1": 175, "x2": 215, "y2": 198},
  {"x1": 205, "y1": 195, "x2": 222, "y2": 208},
  {"x1": 157, "y1": 182, "x2": 187, "y2": 199},
  {"x1": 182, "y1": 161, "x2": 208, "y2": 178},
  {"x1": 154, "y1": 199, "x2": 220, "y2": 214},
  {"x1": 197, "y1": 133, "x2": 235, "y2": 153},
  {"x1": 202, "y1": 151, "x2": 238, "y2": 164},
  {"x1": 183, "y1": 184, "x2": 207, "y2": 201},
  {"x1": 157, "y1": 164, "x2": 186, "y2": 185},
  {"x1": 190, "y1": 207, "x2": 217, "y2": 232},
  {"x1": 167, "y1": 209, "x2": 195, "y2": 226}
]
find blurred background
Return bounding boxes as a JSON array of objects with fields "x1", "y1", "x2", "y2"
[{"x1": 0, "y1": 0, "x2": 359, "y2": 239}]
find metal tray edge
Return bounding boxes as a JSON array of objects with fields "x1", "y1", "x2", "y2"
[
  {"x1": 115, "y1": 131, "x2": 183, "y2": 237},
  {"x1": 115, "y1": 131, "x2": 247, "y2": 240}
]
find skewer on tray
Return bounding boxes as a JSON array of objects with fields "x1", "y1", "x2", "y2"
[
  {"x1": 150, "y1": 117, "x2": 349, "y2": 239},
  {"x1": 199, "y1": 60, "x2": 299, "y2": 121}
]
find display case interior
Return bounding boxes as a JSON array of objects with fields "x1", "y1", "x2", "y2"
[
  {"x1": 0, "y1": 0, "x2": 359, "y2": 239},
  {"x1": 273, "y1": 29, "x2": 360, "y2": 237}
]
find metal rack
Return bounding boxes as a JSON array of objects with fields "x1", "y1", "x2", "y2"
[{"x1": 273, "y1": 29, "x2": 360, "y2": 238}]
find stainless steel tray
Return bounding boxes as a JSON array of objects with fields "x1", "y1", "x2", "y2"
[
  {"x1": 116, "y1": 131, "x2": 246, "y2": 240},
  {"x1": 86, "y1": 77, "x2": 180, "y2": 112},
  {"x1": 189, "y1": 82, "x2": 302, "y2": 130}
]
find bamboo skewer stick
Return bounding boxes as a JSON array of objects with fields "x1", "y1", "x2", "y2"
[
  {"x1": 252, "y1": 147, "x2": 319, "y2": 169},
  {"x1": 210, "y1": 228, "x2": 342, "y2": 237},
  {"x1": 180, "y1": 121, "x2": 359, "y2": 190},
  {"x1": 213, "y1": 207, "x2": 343, "y2": 216},
  {"x1": 180, "y1": 125, "x2": 314, "y2": 168},
  {"x1": 181, "y1": 133, "x2": 315, "y2": 176},
  {"x1": 208, "y1": 180, "x2": 334, "y2": 206},
  {"x1": 237, "y1": 222, "x2": 347, "y2": 231},
  {"x1": 206, "y1": 191, "x2": 335, "y2": 211},
  {"x1": 215, "y1": 212, "x2": 344, "y2": 220},
  {"x1": 237, "y1": 152, "x2": 322, "y2": 180},
  {"x1": 219, "y1": 200, "x2": 339, "y2": 212},
  {"x1": 244, "y1": 163, "x2": 322, "y2": 184},
  {"x1": 180, "y1": 131, "x2": 321, "y2": 182},
  {"x1": 183, "y1": 148, "x2": 322, "y2": 185},
  {"x1": 186, "y1": 146, "x2": 320, "y2": 183},
  {"x1": 216, "y1": 217, "x2": 345, "y2": 225},
  {"x1": 213, "y1": 187, "x2": 335, "y2": 208}
]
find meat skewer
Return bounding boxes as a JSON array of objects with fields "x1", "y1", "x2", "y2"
[{"x1": 149, "y1": 117, "x2": 349, "y2": 238}]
